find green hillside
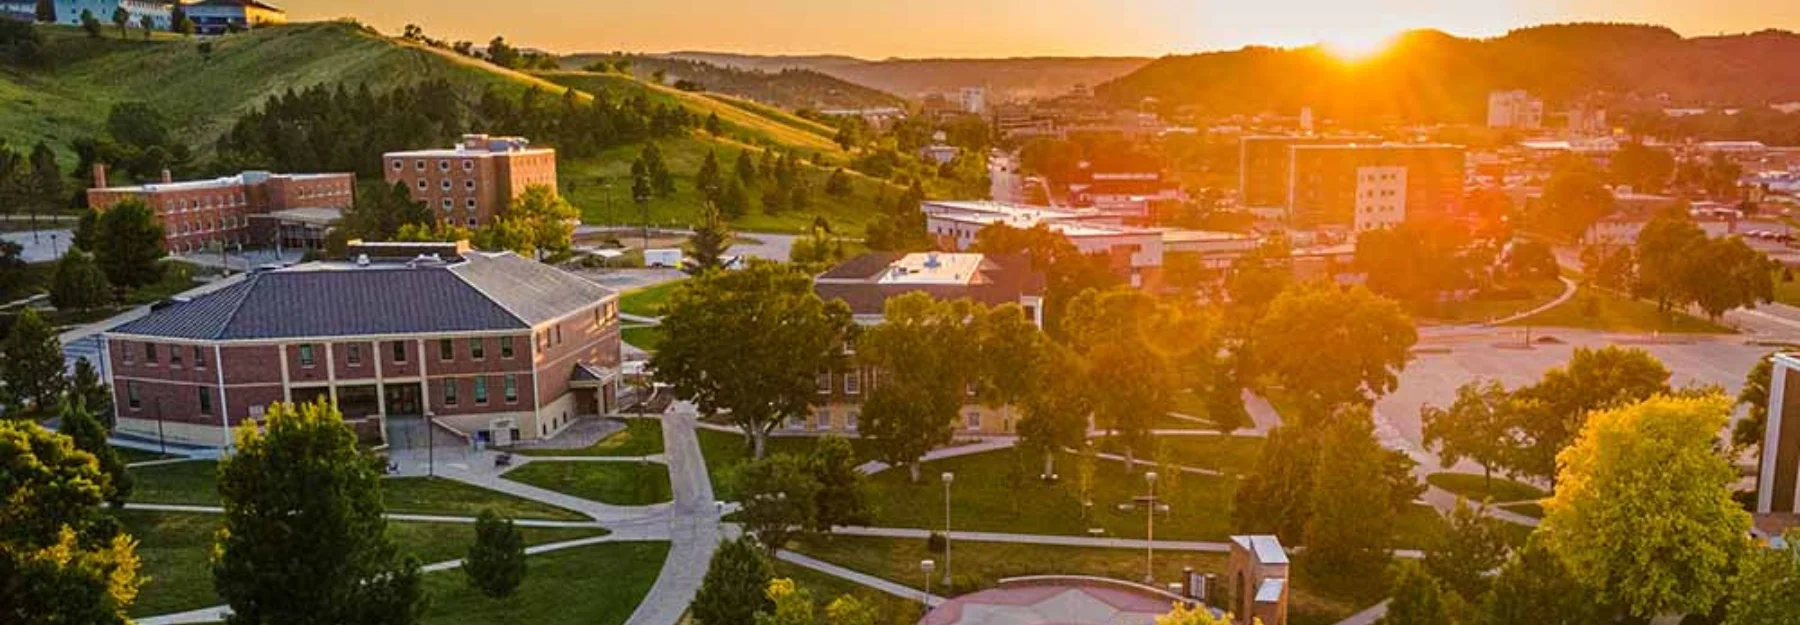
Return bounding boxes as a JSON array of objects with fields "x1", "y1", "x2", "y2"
[{"x1": 2, "y1": 21, "x2": 899, "y2": 236}]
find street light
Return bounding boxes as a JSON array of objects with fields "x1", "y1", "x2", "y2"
[
  {"x1": 425, "y1": 410, "x2": 435, "y2": 477},
  {"x1": 920, "y1": 559, "x2": 936, "y2": 608},
  {"x1": 1144, "y1": 471, "x2": 1158, "y2": 584},
  {"x1": 942, "y1": 471, "x2": 955, "y2": 586}
]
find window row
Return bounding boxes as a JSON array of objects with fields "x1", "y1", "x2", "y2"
[
  {"x1": 162, "y1": 193, "x2": 247, "y2": 212},
  {"x1": 415, "y1": 178, "x2": 481, "y2": 193},
  {"x1": 440, "y1": 374, "x2": 521, "y2": 406},
  {"x1": 123, "y1": 381, "x2": 213, "y2": 416},
  {"x1": 294, "y1": 337, "x2": 520, "y2": 368},
  {"x1": 397, "y1": 159, "x2": 479, "y2": 172},
  {"x1": 123, "y1": 343, "x2": 208, "y2": 369}
]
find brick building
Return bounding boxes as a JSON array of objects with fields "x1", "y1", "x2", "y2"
[
  {"x1": 103, "y1": 247, "x2": 621, "y2": 449},
  {"x1": 383, "y1": 134, "x2": 558, "y2": 230},
  {"x1": 86, "y1": 167, "x2": 354, "y2": 253},
  {"x1": 1287, "y1": 143, "x2": 1466, "y2": 229}
]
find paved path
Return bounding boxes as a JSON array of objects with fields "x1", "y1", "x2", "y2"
[
  {"x1": 829, "y1": 526, "x2": 1425, "y2": 560},
  {"x1": 121, "y1": 501, "x2": 611, "y2": 529},
  {"x1": 1419, "y1": 486, "x2": 1540, "y2": 527},
  {"x1": 621, "y1": 411, "x2": 723, "y2": 625},
  {"x1": 1332, "y1": 599, "x2": 1391, "y2": 625},
  {"x1": 1483, "y1": 277, "x2": 1578, "y2": 327},
  {"x1": 856, "y1": 438, "x2": 1019, "y2": 475},
  {"x1": 776, "y1": 550, "x2": 945, "y2": 607}
]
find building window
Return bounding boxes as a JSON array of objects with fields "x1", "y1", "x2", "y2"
[
  {"x1": 440, "y1": 179, "x2": 451, "y2": 191},
  {"x1": 391, "y1": 159, "x2": 402, "y2": 170},
  {"x1": 470, "y1": 339, "x2": 485, "y2": 360},
  {"x1": 443, "y1": 379, "x2": 459, "y2": 406},
  {"x1": 122, "y1": 343, "x2": 135, "y2": 364},
  {"x1": 392, "y1": 340, "x2": 408, "y2": 364},
  {"x1": 441, "y1": 199, "x2": 452, "y2": 210},
  {"x1": 298, "y1": 344, "x2": 315, "y2": 368},
  {"x1": 438, "y1": 159, "x2": 450, "y2": 171},
  {"x1": 414, "y1": 159, "x2": 425, "y2": 171},
  {"x1": 197, "y1": 387, "x2": 213, "y2": 416},
  {"x1": 817, "y1": 372, "x2": 831, "y2": 394},
  {"x1": 193, "y1": 346, "x2": 206, "y2": 369},
  {"x1": 465, "y1": 198, "x2": 476, "y2": 209},
  {"x1": 847, "y1": 411, "x2": 859, "y2": 431},
  {"x1": 144, "y1": 343, "x2": 158, "y2": 364},
  {"x1": 554, "y1": 326, "x2": 563, "y2": 345},
  {"x1": 439, "y1": 338, "x2": 454, "y2": 361},
  {"x1": 416, "y1": 179, "x2": 427, "y2": 190},
  {"x1": 127, "y1": 381, "x2": 141, "y2": 410},
  {"x1": 347, "y1": 344, "x2": 362, "y2": 366},
  {"x1": 844, "y1": 371, "x2": 860, "y2": 395},
  {"x1": 462, "y1": 159, "x2": 474, "y2": 171},
  {"x1": 504, "y1": 375, "x2": 518, "y2": 403},
  {"x1": 966, "y1": 411, "x2": 982, "y2": 431},
  {"x1": 169, "y1": 345, "x2": 183, "y2": 367},
  {"x1": 467, "y1": 217, "x2": 477, "y2": 227},
  {"x1": 464, "y1": 180, "x2": 475, "y2": 191},
  {"x1": 474, "y1": 377, "x2": 489, "y2": 404},
  {"x1": 500, "y1": 336, "x2": 515, "y2": 359}
]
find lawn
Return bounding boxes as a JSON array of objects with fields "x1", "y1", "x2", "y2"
[
  {"x1": 1500, "y1": 501, "x2": 1546, "y2": 519},
  {"x1": 114, "y1": 446, "x2": 175, "y2": 464},
  {"x1": 621, "y1": 325, "x2": 666, "y2": 352},
  {"x1": 1425, "y1": 472, "x2": 1547, "y2": 505},
  {"x1": 1091, "y1": 434, "x2": 1265, "y2": 475},
  {"x1": 785, "y1": 535, "x2": 1384, "y2": 625},
  {"x1": 1504, "y1": 286, "x2": 1732, "y2": 334},
  {"x1": 619, "y1": 281, "x2": 684, "y2": 317},
  {"x1": 419, "y1": 541, "x2": 669, "y2": 625},
  {"x1": 129, "y1": 461, "x2": 590, "y2": 520},
  {"x1": 699, "y1": 429, "x2": 881, "y2": 500},
  {"x1": 1422, "y1": 277, "x2": 1567, "y2": 324},
  {"x1": 120, "y1": 510, "x2": 605, "y2": 618},
  {"x1": 502, "y1": 460, "x2": 673, "y2": 505},
  {"x1": 518, "y1": 418, "x2": 664, "y2": 457},
  {"x1": 772, "y1": 559, "x2": 925, "y2": 625}
]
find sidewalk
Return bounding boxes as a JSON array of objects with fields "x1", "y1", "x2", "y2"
[
  {"x1": 829, "y1": 526, "x2": 1425, "y2": 559},
  {"x1": 776, "y1": 550, "x2": 944, "y2": 607},
  {"x1": 621, "y1": 412, "x2": 723, "y2": 625}
]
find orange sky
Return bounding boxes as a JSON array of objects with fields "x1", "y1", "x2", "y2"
[{"x1": 285, "y1": 0, "x2": 1800, "y2": 57}]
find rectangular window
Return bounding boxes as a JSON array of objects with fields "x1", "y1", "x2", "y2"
[
  {"x1": 194, "y1": 346, "x2": 206, "y2": 369},
  {"x1": 298, "y1": 344, "x2": 315, "y2": 368},
  {"x1": 848, "y1": 411, "x2": 860, "y2": 431},
  {"x1": 145, "y1": 343, "x2": 158, "y2": 364},
  {"x1": 504, "y1": 375, "x2": 518, "y2": 403},
  {"x1": 470, "y1": 339, "x2": 485, "y2": 360},
  {"x1": 554, "y1": 326, "x2": 563, "y2": 345},
  {"x1": 392, "y1": 340, "x2": 408, "y2": 364},
  {"x1": 439, "y1": 338, "x2": 454, "y2": 361},
  {"x1": 347, "y1": 344, "x2": 362, "y2": 366},
  {"x1": 443, "y1": 379, "x2": 459, "y2": 406},
  {"x1": 474, "y1": 377, "x2": 489, "y2": 404},
  {"x1": 122, "y1": 342, "x2": 135, "y2": 364},
  {"x1": 127, "y1": 381, "x2": 141, "y2": 410},
  {"x1": 844, "y1": 371, "x2": 861, "y2": 395},
  {"x1": 817, "y1": 372, "x2": 831, "y2": 394},
  {"x1": 169, "y1": 346, "x2": 183, "y2": 367},
  {"x1": 966, "y1": 411, "x2": 982, "y2": 431},
  {"x1": 197, "y1": 387, "x2": 213, "y2": 416},
  {"x1": 500, "y1": 336, "x2": 515, "y2": 359}
]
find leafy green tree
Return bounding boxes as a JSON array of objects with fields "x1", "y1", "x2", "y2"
[
  {"x1": 1203, "y1": 366, "x2": 1252, "y2": 433},
  {"x1": 1610, "y1": 141, "x2": 1675, "y2": 193},
  {"x1": 824, "y1": 595, "x2": 881, "y2": 625},
  {"x1": 825, "y1": 168, "x2": 852, "y2": 197},
  {"x1": 786, "y1": 181, "x2": 810, "y2": 213},
  {"x1": 1303, "y1": 407, "x2": 1403, "y2": 577},
  {"x1": 80, "y1": 9, "x2": 102, "y2": 37},
  {"x1": 0, "y1": 420, "x2": 143, "y2": 624},
  {"x1": 1423, "y1": 498, "x2": 1508, "y2": 600},
  {"x1": 653, "y1": 262, "x2": 852, "y2": 458},
  {"x1": 1231, "y1": 424, "x2": 1317, "y2": 542},
  {"x1": 1541, "y1": 394, "x2": 1751, "y2": 619},
  {"x1": 734, "y1": 150, "x2": 758, "y2": 184},
  {"x1": 473, "y1": 215, "x2": 536, "y2": 257},
  {"x1": 973, "y1": 303, "x2": 1045, "y2": 439},
  {"x1": 214, "y1": 400, "x2": 425, "y2": 625},
  {"x1": 109, "y1": 7, "x2": 126, "y2": 37},
  {"x1": 91, "y1": 198, "x2": 167, "y2": 290},
  {"x1": 1536, "y1": 161, "x2": 1613, "y2": 240},
  {"x1": 808, "y1": 436, "x2": 870, "y2": 531},
  {"x1": 760, "y1": 183, "x2": 786, "y2": 215},
  {"x1": 859, "y1": 293, "x2": 978, "y2": 481},
  {"x1": 0, "y1": 240, "x2": 27, "y2": 302},
  {"x1": 1382, "y1": 561, "x2": 1453, "y2": 625},
  {"x1": 1, "y1": 308, "x2": 66, "y2": 410},
  {"x1": 170, "y1": 6, "x2": 192, "y2": 34},
  {"x1": 1252, "y1": 282, "x2": 1416, "y2": 416},
  {"x1": 1421, "y1": 380, "x2": 1518, "y2": 487},
  {"x1": 28, "y1": 141, "x2": 61, "y2": 212},
  {"x1": 50, "y1": 249, "x2": 113, "y2": 311},
  {"x1": 138, "y1": 15, "x2": 153, "y2": 38},
  {"x1": 753, "y1": 578, "x2": 813, "y2": 625},
  {"x1": 504, "y1": 184, "x2": 577, "y2": 257},
  {"x1": 463, "y1": 508, "x2": 527, "y2": 599},
  {"x1": 1733, "y1": 352, "x2": 1776, "y2": 454},
  {"x1": 692, "y1": 535, "x2": 775, "y2": 625},
  {"x1": 70, "y1": 358, "x2": 114, "y2": 428},
  {"x1": 737, "y1": 453, "x2": 824, "y2": 548},
  {"x1": 1155, "y1": 602, "x2": 1239, "y2": 625},
  {"x1": 1723, "y1": 532, "x2": 1800, "y2": 625},
  {"x1": 57, "y1": 397, "x2": 132, "y2": 507},
  {"x1": 1685, "y1": 234, "x2": 1773, "y2": 320},
  {"x1": 1477, "y1": 537, "x2": 1610, "y2": 625},
  {"x1": 340, "y1": 181, "x2": 431, "y2": 243},
  {"x1": 1509, "y1": 346, "x2": 1670, "y2": 484},
  {"x1": 683, "y1": 202, "x2": 731, "y2": 276},
  {"x1": 1061, "y1": 288, "x2": 1206, "y2": 467}
]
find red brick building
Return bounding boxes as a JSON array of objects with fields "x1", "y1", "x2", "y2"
[
  {"x1": 86, "y1": 167, "x2": 354, "y2": 253},
  {"x1": 103, "y1": 248, "x2": 621, "y2": 449},
  {"x1": 383, "y1": 134, "x2": 558, "y2": 230}
]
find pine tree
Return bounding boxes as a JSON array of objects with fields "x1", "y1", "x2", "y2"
[
  {"x1": 70, "y1": 357, "x2": 114, "y2": 429},
  {"x1": 464, "y1": 508, "x2": 528, "y2": 599},
  {"x1": 692, "y1": 536, "x2": 774, "y2": 625},
  {"x1": 825, "y1": 168, "x2": 853, "y2": 197},
  {"x1": 705, "y1": 112, "x2": 724, "y2": 136},
  {"x1": 761, "y1": 183, "x2": 786, "y2": 215},
  {"x1": 684, "y1": 202, "x2": 732, "y2": 276},
  {"x1": 58, "y1": 397, "x2": 132, "y2": 507},
  {"x1": 28, "y1": 142, "x2": 61, "y2": 212},
  {"x1": 695, "y1": 151, "x2": 723, "y2": 202},
  {"x1": 787, "y1": 181, "x2": 810, "y2": 213},
  {"x1": 719, "y1": 178, "x2": 750, "y2": 219},
  {"x1": 735, "y1": 150, "x2": 758, "y2": 184},
  {"x1": 92, "y1": 198, "x2": 167, "y2": 289},
  {"x1": 0, "y1": 308, "x2": 66, "y2": 409},
  {"x1": 50, "y1": 249, "x2": 113, "y2": 311}
]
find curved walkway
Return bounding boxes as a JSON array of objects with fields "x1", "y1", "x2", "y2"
[{"x1": 1482, "y1": 276, "x2": 1579, "y2": 327}]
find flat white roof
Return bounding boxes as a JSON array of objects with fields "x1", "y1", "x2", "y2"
[
  {"x1": 878, "y1": 253, "x2": 985, "y2": 286},
  {"x1": 384, "y1": 147, "x2": 554, "y2": 158}
]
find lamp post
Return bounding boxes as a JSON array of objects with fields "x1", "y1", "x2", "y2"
[
  {"x1": 920, "y1": 559, "x2": 936, "y2": 608},
  {"x1": 942, "y1": 471, "x2": 954, "y2": 586},
  {"x1": 425, "y1": 410, "x2": 435, "y2": 477},
  {"x1": 1144, "y1": 471, "x2": 1158, "y2": 585}
]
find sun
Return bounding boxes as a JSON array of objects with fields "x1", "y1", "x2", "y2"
[{"x1": 1320, "y1": 29, "x2": 1398, "y2": 61}]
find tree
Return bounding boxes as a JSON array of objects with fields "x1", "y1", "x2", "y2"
[
  {"x1": 503, "y1": 184, "x2": 577, "y2": 257},
  {"x1": 1722, "y1": 532, "x2": 1800, "y2": 625},
  {"x1": 138, "y1": 15, "x2": 152, "y2": 39},
  {"x1": 825, "y1": 168, "x2": 852, "y2": 197},
  {"x1": 35, "y1": 0, "x2": 53, "y2": 22},
  {"x1": 1303, "y1": 407, "x2": 1403, "y2": 576},
  {"x1": 653, "y1": 262, "x2": 853, "y2": 458},
  {"x1": 1231, "y1": 425, "x2": 1317, "y2": 542},
  {"x1": 808, "y1": 436, "x2": 870, "y2": 531},
  {"x1": 1017, "y1": 345, "x2": 1092, "y2": 477},
  {"x1": 1509, "y1": 346, "x2": 1670, "y2": 484},
  {"x1": 463, "y1": 508, "x2": 527, "y2": 599},
  {"x1": 705, "y1": 113, "x2": 724, "y2": 137},
  {"x1": 639, "y1": 143, "x2": 674, "y2": 196},
  {"x1": 1477, "y1": 537, "x2": 1609, "y2": 625},
  {"x1": 1423, "y1": 498, "x2": 1507, "y2": 601},
  {"x1": 70, "y1": 358, "x2": 114, "y2": 428},
  {"x1": 1734, "y1": 352, "x2": 1776, "y2": 454},
  {"x1": 1420, "y1": 380, "x2": 1518, "y2": 487},
  {"x1": 1610, "y1": 141, "x2": 1675, "y2": 193},
  {"x1": 787, "y1": 181, "x2": 810, "y2": 213},
  {"x1": 1634, "y1": 207, "x2": 1709, "y2": 311},
  {"x1": 692, "y1": 536, "x2": 775, "y2": 625},
  {"x1": 169, "y1": 5, "x2": 190, "y2": 34},
  {"x1": 683, "y1": 202, "x2": 731, "y2": 276},
  {"x1": 695, "y1": 151, "x2": 723, "y2": 202},
  {"x1": 735, "y1": 150, "x2": 758, "y2": 184},
  {"x1": 57, "y1": 397, "x2": 132, "y2": 508},
  {"x1": 1537, "y1": 161, "x2": 1614, "y2": 240},
  {"x1": 110, "y1": 6, "x2": 128, "y2": 37},
  {"x1": 974, "y1": 303, "x2": 1045, "y2": 438},
  {"x1": 91, "y1": 198, "x2": 166, "y2": 290},
  {"x1": 0, "y1": 420, "x2": 143, "y2": 624},
  {"x1": 737, "y1": 453, "x2": 821, "y2": 550},
  {"x1": 80, "y1": 9, "x2": 101, "y2": 37},
  {"x1": 473, "y1": 215, "x2": 536, "y2": 257},
  {"x1": 1061, "y1": 288, "x2": 1203, "y2": 468},
  {"x1": 1684, "y1": 235, "x2": 1773, "y2": 320},
  {"x1": 1506, "y1": 239, "x2": 1558, "y2": 280},
  {"x1": 1, "y1": 308, "x2": 66, "y2": 410},
  {"x1": 339, "y1": 181, "x2": 431, "y2": 243},
  {"x1": 28, "y1": 141, "x2": 61, "y2": 213},
  {"x1": 50, "y1": 249, "x2": 113, "y2": 311},
  {"x1": 824, "y1": 595, "x2": 881, "y2": 625},
  {"x1": 753, "y1": 578, "x2": 814, "y2": 625},
  {"x1": 1252, "y1": 282, "x2": 1417, "y2": 416},
  {"x1": 1155, "y1": 602, "x2": 1240, "y2": 625},
  {"x1": 1382, "y1": 561, "x2": 1453, "y2": 625},
  {"x1": 1540, "y1": 394, "x2": 1751, "y2": 619},
  {"x1": 0, "y1": 240, "x2": 27, "y2": 302},
  {"x1": 719, "y1": 177, "x2": 750, "y2": 219},
  {"x1": 859, "y1": 294, "x2": 979, "y2": 481},
  {"x1": 213, "y1": 400, "x2": 425, "y2": 625}
]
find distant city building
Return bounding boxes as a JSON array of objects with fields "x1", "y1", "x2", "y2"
[
  {"x1": 48, "y1": 0, "x2": 171, "y2": 29},
  {"x1": 1566, "y1": 102, "x2": 1609, "y2": 137},
  {"x1": 958, "y1": 86, "x2": 987, "y2": 115},
  {"x1": 383, "y1": 134, "x2": 557, "y2": 230},
  {"x1": 86, "y1": 166, "x2": 354, "y2": 253},
  {"x1": 1067, "y1": 157, "x2": 1187, "y2": 220},
  {"x1": 1287, "y1": 143, "x2": 1465, "y2": 229},
  {"x1": 1352, "y1": 166, "x2": 1407, "y2": 233},
  {"x1": 183, "y1": 0, "x2": 287, "y2": 34},
  {"x1": 103, "y1": 247, "x2": 621, "y2": 449},
  {"x1": 921, "y1": 201, "x2": 1167, "y2": 288},
  {"x1": 1486, "y1": 90, "x2": 1544, "y2": 130},
  {"x1": 919, "y1": 143, "x2": 961, "y2": 165},
  {"x1": 1237, "y1": 134, "x2": 1382, "y2": 213}
]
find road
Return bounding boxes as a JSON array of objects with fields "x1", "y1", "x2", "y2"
[{"x1": 1, "y1": 229, "x2": 73, "y2": 263}]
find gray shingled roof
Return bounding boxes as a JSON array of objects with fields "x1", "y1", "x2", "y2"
[{"x1": 112, "y1": 253, "x2": 613, "y2": 341}]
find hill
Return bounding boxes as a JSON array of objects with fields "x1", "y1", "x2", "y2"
[
  {"x1": 1095, "y1": 24, "x2": 1800, "y2": 123},
  {"x1": 557, "y1": 54, "x2": 905, "y2": 111},
  {"x1": 663, "y1": 51, "x2": 1151, "y2": 100},
  {"x1": 1, "y1": 22, "x2": 903, "y2": 236}
]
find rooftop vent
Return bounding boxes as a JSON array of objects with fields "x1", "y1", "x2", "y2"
[
  {"x1": 355, "y1": 254, "x2": 370, "y2": 267},
  {"x1": 924, "y1": 253, "x2": 941, "y2": 269}
]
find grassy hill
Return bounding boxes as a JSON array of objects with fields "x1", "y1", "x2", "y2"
[
  {"x1": 557, "y1": 54, "x2": 905, "y2": 111},
  {"x1": 2, "y1": 21, "x2": 900, "y2": 236},
  {"x1": 663, "y1": 51, "x2": 1151, "y2": 100}
]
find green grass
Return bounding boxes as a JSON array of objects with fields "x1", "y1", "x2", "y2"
[
  {"x1": 1424, "y1": 278, "x2": 1568, "y2": 324},
  {"x1": 420, "y1": 541, "x2": 669, "y2": 625},
  {"x1": 128, "y1": 460, "x2": 221, "y2": 505},
  {"x1": 699, "y1": 429, "x2": 882, "y2": 500},
  {"x1": 121, "y1": 261, "x2": 203, "y2": 305},
  {"x1": 1500, "y1": 501, "x2": 1546, "y2": 519},
  {"x1": 1504, "y1": 286, "x2": 1733, "y2": 334},
  {"x1": 121, "y1": 510, "x2": 605, "y2": 617},
  {"x1": 1092, "y1": 434, "x2": 1265, "y2": 475},
  {"x1": 1425, "y1": 472, "x2": 1548, "y2": 505},
  {"x1": 621, "y1": 325, "x2": 666, "y2": 352},
  {"x1": 786, "y1": 535, "x2": 1383, "y2": 625},
  {"x1": 502, "y1": 461, "x2": 673, "y2": 505},
  {"x1": 534, "y1": 71, "x2": 842, "y2": 152},
  {"x1": 114, "y1": 446, "x2": 175, "y2": 464},
  {"x1": 517, "y1": 419, "x2": 664, "y2": 457},
  {"x1": 129, "y1": 462, "x2": 589, "y2": 519},
  {"x1": 704, "y1": 93, "x2": 839, "y2": 140},
  {"x1": 619, "y1": 281, "x2": 683, "y2": 317},
  {"x1": 771, "y1": 559, "x2": 925, "y2": 625}
]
